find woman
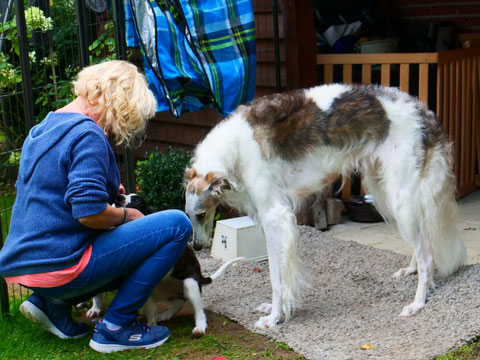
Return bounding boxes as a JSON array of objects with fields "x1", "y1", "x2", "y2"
[{"x1": 0, "y1": 60, "x2": 192, "y2": 353}]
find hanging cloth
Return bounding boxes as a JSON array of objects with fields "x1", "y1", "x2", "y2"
[{"x1": 125, "y1": 0, "x2": 256, "y2": 117}]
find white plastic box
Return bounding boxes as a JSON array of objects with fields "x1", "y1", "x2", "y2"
[{"x1": 211, "y1": 216, "x2": 268, "y2": 261}]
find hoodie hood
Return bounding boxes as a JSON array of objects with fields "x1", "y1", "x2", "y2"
[{"x1": 21, "y1": 112, "x2": 98, "y2": 181}]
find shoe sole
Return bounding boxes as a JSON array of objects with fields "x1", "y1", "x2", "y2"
[
  {"x1": 89, "y1": 335, "x2": 169, "y2": 353},
  {"x1": 20, "y1": 301, "x2": 88, "y2": 340}
]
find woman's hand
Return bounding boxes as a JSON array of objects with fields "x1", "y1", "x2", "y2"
[
  {"x1": 126, "y1": 207, "x2": 144, "y2": 222},
  {"x1": 78, "y1": 204, "x2": 144, "y2": 229}
]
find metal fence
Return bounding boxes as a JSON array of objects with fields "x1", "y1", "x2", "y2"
[
  {"x1": 0, "y1": 0, "x2": 282, "y2": 315},
  {"x1": 0, "y1": 0, "x2": 131, "y2": 315}
]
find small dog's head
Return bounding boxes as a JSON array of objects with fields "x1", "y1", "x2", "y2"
[
  {"x1": 115, "y1": 193, "x2": 154, "y2": 215},
  {"x1": 184, "y1": 168, "x2": 232, "y2": 250}
]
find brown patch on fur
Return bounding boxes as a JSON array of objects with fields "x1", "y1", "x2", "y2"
[
  {"x1": 246, "y1": 90, "x2": 327, "y2": 160},
  {"x1": 416, "y1": 105, "x2": 451, "y2": 177},
  {"x1": 186, "y1": 176, "x2": 210, "y2": 195},
  {"x1": 205, "y1": 172, "x2": 217, "y2": 184},
  {"x1": 326, "y1": 86, "x2": 390, "y2": 148},
  {"x1": 245, "y1": 86, "x2": 390, "y2": 161}
]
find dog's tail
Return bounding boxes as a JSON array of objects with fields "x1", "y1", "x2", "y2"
[
  {"x1": 420, "y1": 137, "x2": 466, "y2": 277},
  {"x1": 200, "y1": 257, "x2": 245, "y2": 285}
]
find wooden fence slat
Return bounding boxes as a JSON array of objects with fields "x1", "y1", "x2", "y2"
[
  {"x1": 341, "y1": 179, "x2": 352, "y2": 199},
  {"x1": 362, "y1": 64, "x2": 371, "y2": 84},
  {"x1": 419, "y1": 63, "x2": 429, "y2": 104},
  {"x1": 449, "y1": 62, "x2": 456, "y2": 142},
  {"x1": 436, "y1": 63, "x2": 442, "y2": 123},
  {"x1": 399, "y1": 64, "x2": 409, "y2": 93},
  {"x1": 343, "y1": 64, "x2": 353, "y2": 83},
  {"x1": 442, "y1": 63, "x2": 450, "y2": 134},
  {"x1": 381, "y1": 64, "x2": 390, "y2": 86}
]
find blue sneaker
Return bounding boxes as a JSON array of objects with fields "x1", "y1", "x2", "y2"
[
  {"x1": 89, "y1": 320, "x2": 170, "y2": 353},
  {"x1": 20, "y1": 293, "x2": 90, "y2": 339}
]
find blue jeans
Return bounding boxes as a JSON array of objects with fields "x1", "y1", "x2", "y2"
[{"x1": 29, "y1": 209, "x2": 191, "y2": 326}]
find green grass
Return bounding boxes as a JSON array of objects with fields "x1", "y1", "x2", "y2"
[
  {"x1": 0, "y1": 297, "x2": 477, "y2": 360},
  {"x1": 0, "y1": 188, "x2": 15, "y2": 241},
  {"x1": 0, "y1": 300, "x2": 303, "y2": 360},
  {"x1": 435, "y1": 343, "x2": 480, "y2": 360}
]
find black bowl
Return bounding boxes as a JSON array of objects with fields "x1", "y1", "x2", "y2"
[{"x1": 343, "y1": 195, "x2": 384, "y2": 223}]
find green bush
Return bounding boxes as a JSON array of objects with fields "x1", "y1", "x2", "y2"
[{"x1": 136, "y1": 147, "x2": 193, "y2": 211}]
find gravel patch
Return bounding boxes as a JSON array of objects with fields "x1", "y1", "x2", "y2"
[{"x1": 198, "y1": 225, "x2": 480, "y2": 360}]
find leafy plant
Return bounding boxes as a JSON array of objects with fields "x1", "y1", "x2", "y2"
[{"x1": 136, "y1": 147, "x2": 192, "y2": 211}]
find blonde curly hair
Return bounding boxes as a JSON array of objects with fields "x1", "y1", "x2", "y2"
[{"x1": 73, "y1": 60, "x2": 157, "y2": 146}]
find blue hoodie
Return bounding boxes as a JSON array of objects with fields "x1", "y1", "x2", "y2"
[{"x1": 0, "y1": 112, "x2": 120, "y2": 277}]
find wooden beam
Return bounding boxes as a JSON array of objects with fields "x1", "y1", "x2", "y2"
[
  {"x1": 283, "y1": 0, "x2": 317, "y2": 90},
  {"x1": 317, "y1": 52, "x2": 439, "y2": 65}
]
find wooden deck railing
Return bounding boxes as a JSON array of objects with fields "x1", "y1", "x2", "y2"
[{"x1": 317, "y1": 47, "x2": 480, "y2": 199}]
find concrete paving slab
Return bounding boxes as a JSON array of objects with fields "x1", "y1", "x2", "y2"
[{"x1": 326, "y1": 190, "x2": 480, "y2": 265}]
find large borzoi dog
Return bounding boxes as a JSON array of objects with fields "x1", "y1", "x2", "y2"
[{"x1": 184, "y1": 84, "x2": 466, "y2": 328}]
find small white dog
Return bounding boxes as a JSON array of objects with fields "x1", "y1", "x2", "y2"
[{"x1": 184, "y1": 84, "x2": 467, "y2": 329}]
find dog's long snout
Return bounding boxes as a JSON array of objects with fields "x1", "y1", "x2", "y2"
[{"x1": 193, "y1": 242, "x2": 203, "y2": 251}]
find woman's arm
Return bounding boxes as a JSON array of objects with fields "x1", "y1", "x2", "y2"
[{"x1": 78, "y1": 205, "x2": 144, "y2": 229}]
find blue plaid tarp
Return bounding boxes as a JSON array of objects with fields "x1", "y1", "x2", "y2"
[{"x1": 125, "y1": 0, "x2": 256, "y2": 117}]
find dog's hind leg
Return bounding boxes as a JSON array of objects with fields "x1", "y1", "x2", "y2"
[
  {"x1": 155, "y1": 299, "x2": 185, "y2": 322},
  {"x1": 392, "y1": 200, "x2": 434, "y2": 316},
  {"x1": 362, "y1": 161, "x2": 418, "y2": 280},
  {"x1": 393, "y1": 254, "x2": 417, "y2": 279},
  {"x1": 400, "y1": 241, "x2": 434, "y2": 316},
  {"x1": 183, "y1": 278, "x2": 207, "y2": 335},
  {"x1": 142, "y1": 297, "x2": 158, "y2": 325}
]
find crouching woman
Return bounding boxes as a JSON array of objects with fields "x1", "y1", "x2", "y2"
[{"x1": 0, "y1": 60, "x2": 191, "y2": 353}]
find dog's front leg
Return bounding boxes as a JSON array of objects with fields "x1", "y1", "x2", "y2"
[
  {"x1": 183, "y1": 278, "x2": 207, "y2": 336},
  {"x1": 254, "y1": 205, "x2": 298, "y2": 329},
  {"x1": 86, "y1": 293, "x2": 104, "y2": 319},
  {"x1": 255, "y1": 232, "x2": 283, "y2": 329}
]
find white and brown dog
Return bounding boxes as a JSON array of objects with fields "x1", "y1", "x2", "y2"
[
  {"x1": 184, "y1": 84, "x2": 467, "y2": 329},
  {"x1": 85, "y1": 194, "x2": 244, "y2": 335}
]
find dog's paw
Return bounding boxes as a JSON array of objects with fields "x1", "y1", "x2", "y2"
[
  {"x1": 392, "y1": 266, "x2": 417, "y2": 279},
  {"x1": 399, "y1": 302, "x2": 425, "y2": 317},
  {"x1": 86, "y1": 307, "x2": 102, "y2": 319},
  {"x1": 255, "y1": 314, "x2": 279, "y2": 329},
  {"x1": 192, "y1": 327, "x2": 206, "y2": 336},
  {"x1": 254, "y1": 303, "x2": 272, "y2": 314}
]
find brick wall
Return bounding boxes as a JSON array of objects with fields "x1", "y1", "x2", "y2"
[{"x1": 391, "y1": 0, "x2": 480, "y2": 31}]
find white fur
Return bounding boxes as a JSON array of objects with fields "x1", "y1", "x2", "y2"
[{"x1": 186, "y1": 84, "x2": 467, "y2": 328}]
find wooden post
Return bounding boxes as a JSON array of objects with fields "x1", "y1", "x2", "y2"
[{"x1": 282, "y1": 0, "x2": 317, "y2": 90}]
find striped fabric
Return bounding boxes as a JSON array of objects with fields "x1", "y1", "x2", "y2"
[{"x1": 125, "y1": 0, "x2": 256, "y2": 117}]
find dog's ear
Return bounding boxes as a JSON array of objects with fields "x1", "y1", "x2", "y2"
[
  {"x1": 184, "y1": 167, "x2": 197, "y2": 187},
  {"x1": 186, "y1": 168, "x2": 197, "y2": 180},
  {"x1": 206, "y1": 172, "x2": 232, "y2": 196}
]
